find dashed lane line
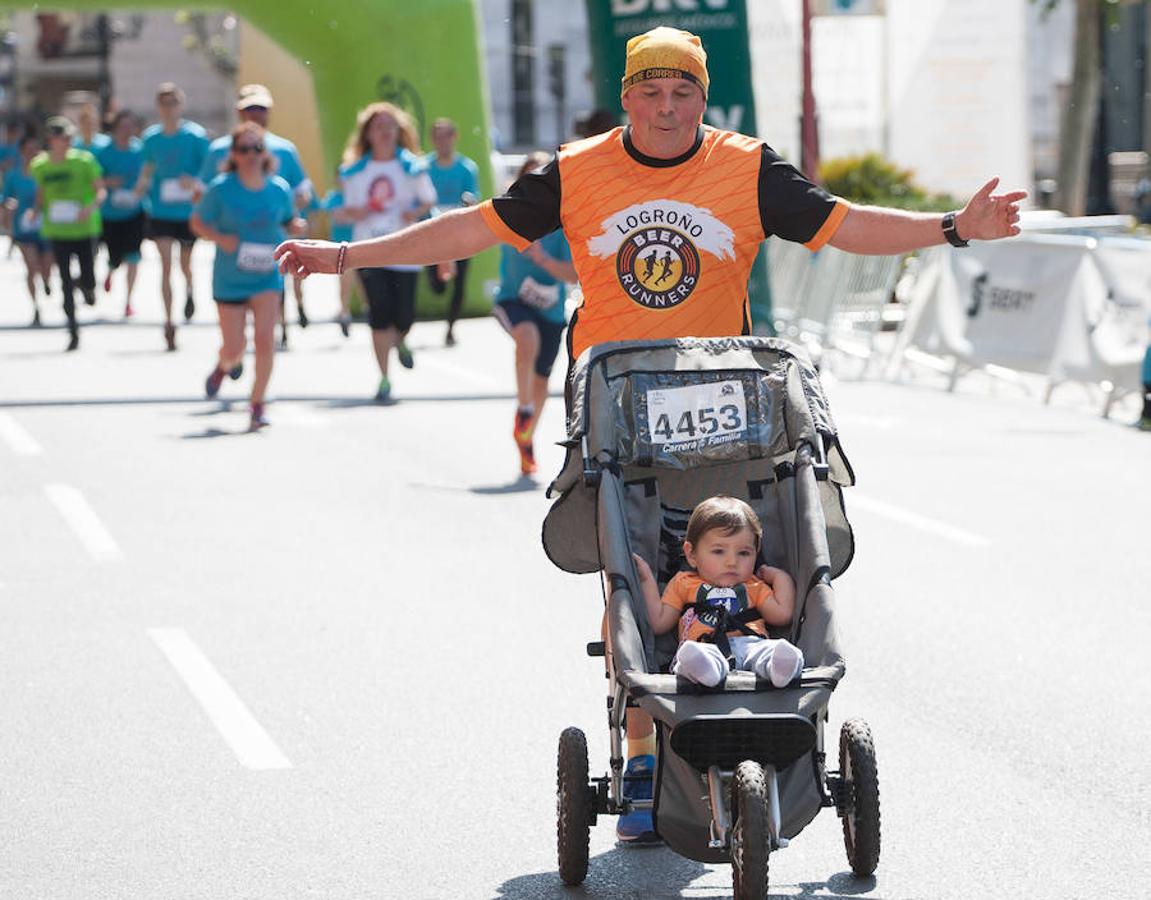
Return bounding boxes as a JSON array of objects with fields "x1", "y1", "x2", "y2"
[
  {"x1": 0, "y1": 411, "x2": 43, "y2": 455},
  {"x1": 43, "y1": 483, "x2": 123, "y2": 561},
  {"x1": 849, "y1": 492, "x2": 992, "y2": 548},
  {"x1": 148, "y1": 628, "x2": 292, "y2": 771}
]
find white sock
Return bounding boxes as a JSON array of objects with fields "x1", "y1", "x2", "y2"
[
  {"x1": 671, "y1": 641, "x2": 728, "y2": 687},
  {"x1": 745, "y1": 639, "x2": 804, "y2": 688}
]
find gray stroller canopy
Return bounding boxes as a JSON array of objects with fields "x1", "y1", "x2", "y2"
[{"x1": 543, "y1": 337, "x2": 856, "y2": 579}]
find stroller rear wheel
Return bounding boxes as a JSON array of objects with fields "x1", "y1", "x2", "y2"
[
  {"x1": 839, "y1": 718, "x2": 881, "y2": 876},
  {"x1": 731, "y1": 760, "x2": 770, "y2": 900},
  {"x1": 556, "y1": 726, "x2": 593, "y2": 885}
]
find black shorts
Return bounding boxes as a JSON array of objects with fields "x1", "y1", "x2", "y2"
[
  {"x1": 148, "y1": 217, "x2": 196, "y2": 245},
  {"x1": 360, "y1": 267, "x2": 417, "y2": 332},
  {"x1": 103, "y1": 213, "x2": 147, "y2": 268},
  {"x1": 493, "y1": 299, "x2": 566, "y2": 378}
]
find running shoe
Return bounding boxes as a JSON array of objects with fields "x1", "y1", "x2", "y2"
[
  {"x1": 375, "y1": 377, "x2": 392, "y2": 404},
  {"x1": 298, "y1": 305, "x2": 309, "y2": 329},
  {"x1": 1137, "y1": 416, "x2": 1151, "y2": 432},
  {"x1": 103, "y1": 272, "x2": 112, "y2": 294},
  {"x1": 397, "y1": 341, "x2": 414, "y2": 369},
  {"x1": 31, "y1": 309, "x2": 41, "y2": 327},
  {"x1": 205, "y1": 366, "x2": 226, "y2": 399},
  {"x1": 280, "y1": 330, "x2": 289, "y2": 350},
  {"x1": 184, "y1": 294, "x2": 195, "y2": 321},
  {"x1": 445, "y1": 329, "x2": 456, "y2": 347},
  {"x1": 65, "y1": 330, "x2": 79, "y2": 352},
  {"x1": 43, "y1": 279, "x2": 51, "y2": 296},
  {"x1": 338, "y1": 313, "x2": 351, "y2": 338},
  {"x1": 228, "y1": 362, "x2": 244, "y2": 381},
  {"x1": 164, "y1": 323, "x2": 177, "y2": 352},
  {"x1": 82, "y1": 289, "x2": 96, "y2": 307},
  {"x1": 249, "y1": 402, "x2": 269, "y2": 430},
  {"x1": 616, "y1": 754, "x2": 660, "y2": 844},
  {"x1": 124, "y1": 303, "x2": 134, "y2": 318}
]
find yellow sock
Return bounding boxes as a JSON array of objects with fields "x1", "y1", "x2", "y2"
[{"x1": 628, "y1": 731, "x2": 656, "y2": 760}]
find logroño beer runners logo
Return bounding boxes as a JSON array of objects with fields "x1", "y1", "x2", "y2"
[{"x1": 588, "y1": 201, "x2": 735, "y2": 311}]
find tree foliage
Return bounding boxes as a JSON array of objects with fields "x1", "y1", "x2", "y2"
[{"x1": 818, "y1": 153, "x2": 959, "y2": 211}]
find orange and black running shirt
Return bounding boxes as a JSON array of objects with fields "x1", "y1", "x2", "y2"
[{"x1": 479, "y1": 125, "x2": 848, "y2": 360}]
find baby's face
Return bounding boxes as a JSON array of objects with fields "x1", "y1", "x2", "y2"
[{"x1": 685, "y1": 527, "x2": 757, "y2": 588}]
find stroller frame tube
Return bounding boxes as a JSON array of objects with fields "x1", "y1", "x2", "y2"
[{"x1": 706, "y1": 765, "x2": 788, "y2": 852}]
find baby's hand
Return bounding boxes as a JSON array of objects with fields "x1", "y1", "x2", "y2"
[{"x1": 632, "y1": 553, "x2": 655, "y2": 583}]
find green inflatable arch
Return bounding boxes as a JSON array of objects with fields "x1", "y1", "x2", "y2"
[{"x1": 12, "y1": 0, "x2": 498, "y2": 317}]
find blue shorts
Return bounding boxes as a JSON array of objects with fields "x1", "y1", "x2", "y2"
[
  {"x1": 14, "y1": 234, "x2": 48, "y2": 254},
  {"x1": 493, "y1": 300, "x2": 566, "y2": 378}
]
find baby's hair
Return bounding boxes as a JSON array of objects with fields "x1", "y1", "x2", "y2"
[{"x1": 684, "y1": 496, "x2": 761, "y2": 550}]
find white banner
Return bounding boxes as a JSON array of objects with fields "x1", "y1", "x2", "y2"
[{"x1": 903, "y1": 236, "x2": 1148, "y2": 391}]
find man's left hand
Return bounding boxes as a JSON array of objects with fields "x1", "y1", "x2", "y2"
[{"x1": 956, "y1": 177, "x2": 1028, "y2": 242}]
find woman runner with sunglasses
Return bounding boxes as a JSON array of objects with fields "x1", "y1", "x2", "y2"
[{"x1": 191, "y1": 122, "x2": 305, "y2": 430}]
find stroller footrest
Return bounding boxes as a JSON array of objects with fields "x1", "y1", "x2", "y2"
[{"x1": 669, "y1": 714, "x2": 817, "y2": 772}]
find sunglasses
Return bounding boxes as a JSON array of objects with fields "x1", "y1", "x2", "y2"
[{"x1": 234, "y1": 143, "x2": 265, "y2": 154}]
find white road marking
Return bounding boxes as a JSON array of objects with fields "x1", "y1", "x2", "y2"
[
  {"x1": 269, "y1": 403, "x2": 327, "y2": 428},
  {"x1": 0, "y1": 411, "x2": 43, "y2": 455},
  {"x1": 148, "y1": 628, "x2": 292, "y2": 771},
  {"x1": 849, "y1": 492, "x2": 992, "y2": 548},
  {"x1": 43, "y1": 483, "x2": 123, "y2": 561}
]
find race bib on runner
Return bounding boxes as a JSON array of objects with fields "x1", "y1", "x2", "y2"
[
  {"x1": 47, "y1": 200, "x2": 81, "y2": 225},
  {"x1": 160, "y1": 178, "x2": 195, "y2": 204},
  {"x1": 236, "y1": 242, "x2": 277, "y2": 273},
  {"x1": 111, "y1": 189, "x2": 139, "y2": 209},
  {"x1": 517, "y1": 275, "x2": 560, "y2": 311},
  {"x1": 646, "y1": 380, "x2": 748, "y2": 450},
  {"x1": 20, "y1": 210, "x2": 42, "y2": 231}
]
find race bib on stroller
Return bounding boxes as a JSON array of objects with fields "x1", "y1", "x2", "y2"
[
  {"x1": 160, "y1": 178, "x2": 195, "y2": 204},
  {"x1": 518, "y1": 275, "x2": 560, "y2": 310},
  {"x1": 48, "y1": 200, "x2": 81, "y2": 224},
  {"x1": 610, "y1": 369, "x2": 777, "y2": 469},
  {"x1": 236, "y1": 242, "x2": 277, "y2": 273}
]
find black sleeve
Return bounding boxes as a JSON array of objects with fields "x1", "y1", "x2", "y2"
[
  {"x1": 488, "y1": 155, "x2": 562, "y2": 243},
  {"x1": 757, "y1": 145, "x2": 841, "y2": 243}
]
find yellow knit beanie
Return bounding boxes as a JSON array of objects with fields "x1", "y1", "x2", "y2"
[{"x1": 620, "y1": 27, "x2": 709, "y2": 100}]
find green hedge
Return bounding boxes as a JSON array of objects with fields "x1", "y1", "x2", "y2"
[{"x1": 819, "y1": 153, "x2": 959, "y2": 212}]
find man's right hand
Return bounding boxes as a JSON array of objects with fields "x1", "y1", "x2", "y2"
[{"x1": 275, "y1": 239, "x2": 341, "y2": 279}]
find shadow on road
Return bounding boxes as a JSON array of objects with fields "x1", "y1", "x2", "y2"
[
  {"x1": 470, "y1": 475, "x2": 541, "y2": 495},
  {"x1": 494, "y1": 847, "x2": 880, "y2": 898}
]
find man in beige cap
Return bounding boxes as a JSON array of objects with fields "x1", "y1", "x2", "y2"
[
  {"x1": 276, "y1": 28, "x2": 1025, "y2": 838},
  {"x1": 201, "y1": 83, "x2": 314, "y2": 342}
]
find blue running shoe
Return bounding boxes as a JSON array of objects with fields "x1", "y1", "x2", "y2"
[{"x1": 616, "y1": 754, "x2": 660, "y2": 844}]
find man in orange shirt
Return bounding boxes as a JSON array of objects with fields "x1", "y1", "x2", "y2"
[
  {"x1": 276, "y1": 25, "x2": 1026, "y2": 842},
  {"x1": 277, "y1": 26, "x2": 1025, "y2": 362}
]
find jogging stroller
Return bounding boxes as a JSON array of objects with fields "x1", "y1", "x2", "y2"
[{"x1": 543, "y1": 337, "x2": 879, "y2": 898}]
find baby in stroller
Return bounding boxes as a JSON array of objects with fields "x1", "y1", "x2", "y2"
[{"x1": 633, "y1": 495, "x2": 804, "y2": 689}]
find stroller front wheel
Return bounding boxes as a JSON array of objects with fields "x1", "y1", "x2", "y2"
[
  {"x1": 731, "y1": 760, "x2": 770, "y2": 900},
  {"x1": 556, "y1": 726, "x2": 592, "y2": 885},
  {"x1": 839, "y1": 718, "x2": 881, "y2": 877}
]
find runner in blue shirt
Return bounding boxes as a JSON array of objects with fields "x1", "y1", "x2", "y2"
[
  {"x1": 191, "y1": 122, "x2": 305, "y2": 431},
  {"x1": 321, "y1": 182, "x2": 356, "y2": 336},
  {"x1": 199, "y1": 85, "x2": 314, "y2": 347},
  {"x1": 72, "y1": 102, "x2": 112, "y2": 156},
  {"x1": 136, "y1": 82, "x2": 209, "y2": 349},
  {"x1": 490, "y1": 152, "x2": 577, "y2": 475},
  {"x1": 424, "y1": 118, "x2": 480, "y2": 347},
  {"x1": 2, "y1": 134, "x2": 51, "y2": 325},
  {"x1": 96, "y1": 110, "x2": 146, "y2": 318}
]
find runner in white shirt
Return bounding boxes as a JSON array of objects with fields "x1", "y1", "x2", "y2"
[{"x1": 338, "y1": 103, "x2": 436, "y2": 403}]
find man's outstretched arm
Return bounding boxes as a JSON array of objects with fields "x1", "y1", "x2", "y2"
[
  {"x1": 828, "y1": 177, "x2": 1027, "y2": 256},
  {"x1": 275, "y1": 205, "x2": 500, "y2": 278}
]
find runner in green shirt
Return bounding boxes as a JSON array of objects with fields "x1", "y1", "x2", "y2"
[{"x1": 30, "y1": 116, "x2": 105, "y2": 351}]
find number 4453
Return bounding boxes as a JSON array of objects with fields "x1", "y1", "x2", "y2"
[{"x1": 653, "y1": 404, "x2": 743, "y2": 439}]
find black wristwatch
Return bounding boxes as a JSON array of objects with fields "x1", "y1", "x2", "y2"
[{"x1": 942, "y1": 212, "x2": 969, "y2": 248}]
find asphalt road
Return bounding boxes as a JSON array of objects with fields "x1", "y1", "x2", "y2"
[{"x1": 1, "y1": 244, "x2": 1149, "y2": 899}]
